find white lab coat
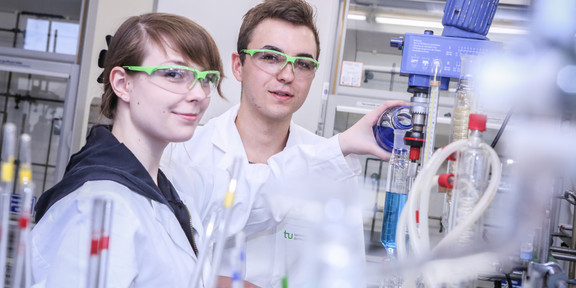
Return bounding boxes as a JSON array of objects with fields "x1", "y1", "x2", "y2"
[
  {"x1": 31, "y1": 180, "x2": 208, "y2": 288},
  {"x1": 161, "y1": 105, "x2": 367, "y2": 288}
]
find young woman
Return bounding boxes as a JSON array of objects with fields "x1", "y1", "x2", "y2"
[{"x1": 31, "y1": 13, "x2": 223, "y2": 288}]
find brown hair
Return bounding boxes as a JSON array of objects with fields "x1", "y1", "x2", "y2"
[
  {"x1": 237, "y1": 0, "x2": 320, "y2": 63},
  {"x1": 100, "y1": 13, "x2": 224, "y2": 119}
]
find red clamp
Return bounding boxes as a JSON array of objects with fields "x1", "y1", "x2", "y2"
[{"x1": 438, "y1": 173, "x2": 454, "y2": 189}]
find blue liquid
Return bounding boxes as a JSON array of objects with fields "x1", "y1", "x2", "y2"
[
  {"x1": 373, "y1": 126, "x2": 394, "y2": 152},
  {"x1": 380, "y1": 192, "x2": 408, "y2": 250}
]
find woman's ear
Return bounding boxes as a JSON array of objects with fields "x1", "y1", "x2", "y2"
[
  {"x1": 231, "y1": 52, "x2": 243, "y2": 82},
  {"x1": 110, "y1": 66, "x2": 131, "y2": 102}
]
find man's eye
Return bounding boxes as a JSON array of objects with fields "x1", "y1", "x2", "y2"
[
  {"x1": 259, "y1": 52, "x2": 282, "y2": 63},
  {"x1": 295, "y1": 60, "x2": 313, "y2": 71}
]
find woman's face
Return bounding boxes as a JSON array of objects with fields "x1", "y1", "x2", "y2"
[{"x1": 122, "y1": 42, "x2": 211, "y2": 146}]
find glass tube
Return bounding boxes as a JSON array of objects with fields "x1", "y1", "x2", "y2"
[
  {"x1": 0, "y1": 123, "x2": 17, "y2": 287},
  {"x1": 442, "y1": 54, "x2": 477, "y2": 228},
  {"x1": 447, "y1": 115, "x2": 490, "y2": 288},
  {"x1": 380, "y1": 129, "x2": 410, "y2": 254}
]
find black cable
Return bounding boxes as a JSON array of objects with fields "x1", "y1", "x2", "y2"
[
  {"x1": 505, "y1": 273, "x2": 513, "y2": 287},
  {"x1": 491, "y1": 109, "x2": 514, "y2": 148}
]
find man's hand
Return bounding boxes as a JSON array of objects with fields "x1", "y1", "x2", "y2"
[
  {"x1": 339, "y1": 100, "x2": 409, "y2": 160},
  {"x1": 216, "y1": 276, "x2": 261, "y2": 288}
]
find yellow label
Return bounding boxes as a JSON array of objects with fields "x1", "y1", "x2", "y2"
[
  {"x1": 20, "y1": 169, "x2": 32, "y2": 184},
  {"x1": 1, "y1": 162, "x2": 14, "y2": 182},
  {"x1": 223, "y1": 191, "x2": 235, "y2": 208}
]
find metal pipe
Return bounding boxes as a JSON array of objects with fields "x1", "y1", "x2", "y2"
[
  {"x1": 550, "y1": 246, "x2": 576, "y2": 256},
  {"x1": 564, "y1": 178, "x2": 576, "y2": 278},
  {"x1": 551, "y1": 253, "x2": 576, "y2": 262},
  {"x1": 536, "y1": 207, "x2": 552, "y2": 264}
]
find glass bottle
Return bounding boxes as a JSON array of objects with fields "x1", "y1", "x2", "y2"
[
  {"x1": 373, "y1": 106, "x2": 412, "y2": 153},
  {"x1": 447, "y1": 113, "x2": 491, "y2": 288}
]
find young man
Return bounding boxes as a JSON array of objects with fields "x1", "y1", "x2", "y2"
[{"x1": 162, "y1": 0, "x2": 405, "y2": 287}]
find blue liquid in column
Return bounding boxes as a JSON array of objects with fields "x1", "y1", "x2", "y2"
[
  {"x1": 373, "y1": 126, "x2": 395, "y2": 152},
  {"x1": 380, "y1": 191, "x2": 408, "y2": 250}
]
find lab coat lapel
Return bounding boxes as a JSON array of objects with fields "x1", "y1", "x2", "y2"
[
  {"x1": 210, "y1": 110, "x2": 243, "y2": 206},
  {"x1": 152, "y1": 201, "x2": 197, "y2": 259},
  {"x1": 211, "y1": 104, "x2": 247, "y2": 178},
  {"x1": 211, "y1": 104, "x2": 240, "y2": 156}
]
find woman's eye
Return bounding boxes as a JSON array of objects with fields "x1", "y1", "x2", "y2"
[{"x1": 159, "y1": 69, "x2": 186, "y2": 81}]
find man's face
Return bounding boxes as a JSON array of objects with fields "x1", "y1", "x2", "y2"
[{"x1": 233, "y1": 18, "x2": 318, "y2": 123}]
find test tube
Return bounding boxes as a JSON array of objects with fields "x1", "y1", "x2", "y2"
[
  {"x1": 98, "y1": 199, "x2": 113, "y2": 288},
  {"x1": 87, "y1": 199, "x2": 104, "y2": 288},
  {"x1": 0, "y1": 123, "x2": 17, "y2": 287},
  {"x1": 86, "y1": 198, "x2": 113, "y2": 288},
  {"x1": 12, "y1": 134, "x2": 34, "y2": 288}
]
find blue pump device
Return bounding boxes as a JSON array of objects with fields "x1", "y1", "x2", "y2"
[
  {"x1": 391, "y1": 0, "x2": 501, "y2": 90},
  {"x1": 390, "y1": 0, "x2": 502, "y2": 164}
]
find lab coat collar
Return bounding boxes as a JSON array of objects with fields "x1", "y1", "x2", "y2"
[
  {"x1": 210, "y1": 104, "x2": 241, "y2": 154},
  {"x1": 35, "y1": 125, "x2": 170, "y2": 221},
  {"x1": 211, "y1": 104, "x2": 303, "y2": 159},
  {"x1": 210, "y1": 104, "x2": 248, "y2": 172}
]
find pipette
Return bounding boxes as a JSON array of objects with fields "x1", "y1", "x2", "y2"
[
  {"x1": 189, "y1": 207, "x2": 220, "y2": 288},
  {"x1": 207, "y1": 156, "x2": 242, "y2": 288},
  {"x1": 231, "y1": 231, "x2": 246, "y2": 288},
  {"x1": 0, "y1": 123, "x2": 16, "y2": 287},
  {"x1": 12, "y1": 134, "x2": 34, "y2": 288}
]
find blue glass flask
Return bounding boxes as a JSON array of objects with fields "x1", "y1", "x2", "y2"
[{"x1": 373, "y1": 106, "x2": 412, "y2": 152}]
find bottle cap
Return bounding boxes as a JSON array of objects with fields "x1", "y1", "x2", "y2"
[
  {"x1": 438, "y1": 173, "x2": 454, "y2": 189},
  {"x1": 469, "y1": 113, "x2": 487, "y2": 131}
]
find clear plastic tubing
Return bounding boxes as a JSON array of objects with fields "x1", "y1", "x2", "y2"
[
  {"x1": 373, "y1": 106, "x2": 412, "y2": 153},
  {"x1": 380, "y1": 129, "x2": 410, "y2": 255}
]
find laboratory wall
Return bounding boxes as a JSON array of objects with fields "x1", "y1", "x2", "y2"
[
  {"x1": 71, "y1": 0, "x2": 155, "y2": 152},
  {"x1": 156, "y1": 0, "x2": 341, "y2": 133}
]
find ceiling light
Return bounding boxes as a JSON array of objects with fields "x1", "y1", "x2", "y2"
[
  {"x1": 375, "y1": 16, "x2": 443, "y2": 29},
  {"x1": 489, "y1": 26, "x2": 528, "y2": 35},
  {"x1": 347, "y1": 13, "x2": 367, "y2": 21}
]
